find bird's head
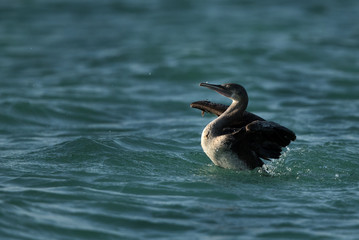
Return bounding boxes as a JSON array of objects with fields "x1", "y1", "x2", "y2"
[{"x1": 199, "y1": 83, "x2": 248, "y2": 103}]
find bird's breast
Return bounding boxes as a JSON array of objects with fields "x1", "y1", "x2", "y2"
[{"x1": 201, "y1": 125, "x2": 248, "y2": 170}]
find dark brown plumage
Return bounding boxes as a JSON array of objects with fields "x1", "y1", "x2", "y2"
[{"x1": 191, "y1": 83, "x2": 296, "y2": 170}]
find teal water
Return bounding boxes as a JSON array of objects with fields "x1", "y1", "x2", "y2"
[{"x1": 1, "y1": 0, "x2": 359, "y2": 239}]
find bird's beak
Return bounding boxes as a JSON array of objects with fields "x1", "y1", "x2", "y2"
[{"x1": 200, "y1": 83, "x2": 231, "y2": 98}]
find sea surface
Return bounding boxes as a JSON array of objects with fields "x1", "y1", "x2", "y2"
[{"x1": 1, "y1": 0, "x2": 359, "y2": 239}]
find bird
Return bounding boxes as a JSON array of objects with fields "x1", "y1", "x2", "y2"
[{"x1": 190, "y1": 83, "x2": 296, "y2": 170}]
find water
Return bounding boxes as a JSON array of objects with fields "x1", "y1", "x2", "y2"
[{"x1": 1, "y1": 0, "x2": 359, "y2": 239}]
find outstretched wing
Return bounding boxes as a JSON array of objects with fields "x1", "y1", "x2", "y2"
[
  {"x1": 190, "y1": 100, "x2": 228, "y2": 117},
  {"x1": 237, "y1": 120, "x2": 296, "y2": 161},
  {"x1": 190, "y1": 100, "x2": 265, "y2": 128}
]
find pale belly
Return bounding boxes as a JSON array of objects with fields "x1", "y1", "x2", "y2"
[{"x1": 201, "y1": 128, "x2": 248, "y2": 170}]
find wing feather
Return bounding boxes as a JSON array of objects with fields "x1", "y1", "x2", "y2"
[
  {"x1": 234, "y1": 120, "x2": 296, "y2": 161},
  {"x1": 190, "y1": 100, "x2": 265, "y2": 128}
]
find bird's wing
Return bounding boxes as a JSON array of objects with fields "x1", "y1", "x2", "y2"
[
  {"x1": 190, "y1": 100, "x2": 227, "y2": 117},
  {"x1": 190, "y1": 100, "x2": 265, "y2": 128},
  {"x1": 232, "y1": 120, "x2": 296, "y2": 161}
]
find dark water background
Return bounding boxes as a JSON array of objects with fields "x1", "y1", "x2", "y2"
[{"x1": 1, "y1": 0, "x2": 359, "y2": 239}]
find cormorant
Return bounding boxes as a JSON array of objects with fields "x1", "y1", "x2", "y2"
[{"x1": 191, "y1": 83, "x2": 296, "y2": 170}]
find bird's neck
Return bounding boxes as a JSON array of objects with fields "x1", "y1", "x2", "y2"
[{"x1": 210, "y1": 99, "x2": 247, "y2": 135}]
